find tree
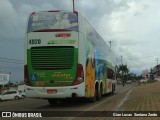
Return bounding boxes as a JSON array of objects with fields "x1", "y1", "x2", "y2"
[{"x1": 117, "y1": 64, "x2": 129, "y2": 81}]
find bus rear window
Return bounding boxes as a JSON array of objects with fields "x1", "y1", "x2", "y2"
[{"x1": 27, "y1": 12, "x2": 78, "y2": 32}]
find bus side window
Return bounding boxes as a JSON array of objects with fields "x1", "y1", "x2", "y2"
[{"x1": 107, "y1": 67, "x2": 115, "y2": 79}]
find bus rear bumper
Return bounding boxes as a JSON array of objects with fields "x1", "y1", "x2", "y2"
[{"x1": 25, "y1": 83, "x2": 85, "y2": 99}]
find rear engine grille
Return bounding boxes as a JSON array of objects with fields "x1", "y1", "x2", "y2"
[{"x1": 30, "y1": 46, "x2": 74, "y2": 70}]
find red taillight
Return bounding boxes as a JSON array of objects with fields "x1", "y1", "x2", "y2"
[
  {"x1": 24, "y1": 65, "x2": 30, "y2": 86},
  {"x1": 73, "y1": 64, "x2": 84, "y2": 85},
  {"x1": 74, "y1": 10, "x2": 78, "y2": 14},
  {"x1": 31, "y1": 12, "x2": 36, "y2": 15}
]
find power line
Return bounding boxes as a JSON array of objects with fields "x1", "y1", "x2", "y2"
[
  {"x1": 0, "y1": 59, "x2": 23, "y2": 64},
  {"x1": 0, "y1": 66, "x2": 23, "y2": 69},
  {"x1": 117, "y1": 55, "x2": 160, "y2": 63},
  {"x1": 126, "y1": 55, "x2": 156, "y2": 61},
  {"x1": 0, "y1": 56, "x2": 23, "y2": 64},
  {"x1": 0, "y1": 57, "x2": 23, "y2": 62},
  {"x1": 0, "y1": 39, "x2": 24, "y2": 44}
]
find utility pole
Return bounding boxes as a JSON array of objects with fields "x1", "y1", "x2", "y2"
[
  {"x1": 121, "y1": 56, "x2": 123, "y2": 65},
  {"x1": 109, "y1": 41, "x2": 113, "y2": 48},
  {"x1": 156, "y1": 58, "x2": 159, "y2": 66},
  {"x1": 156, "y1": 58, "x2": 160, "y2": 77},
  {"x1": 72, "y1": 0, "x2": 75, "y2": 12}
]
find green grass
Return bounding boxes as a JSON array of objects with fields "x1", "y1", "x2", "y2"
[{"x1": 147, "y1": 79, "x2": 156, "y2": 83}]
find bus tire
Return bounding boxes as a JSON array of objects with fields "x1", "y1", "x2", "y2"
[
  {"x1": 97, "y1": 84, "x2": 102, "y2": 100},
  {"x1": 88, "y1": 85, "x2": 98, "y2": 103},
  {"x1": 48, "y1": 99, "x2": 57, "y2": 105},
  {"x1": 111, "y1": 84, "x2": 115, "y2": 94}
]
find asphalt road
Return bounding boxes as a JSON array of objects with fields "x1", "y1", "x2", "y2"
[{"x1": 0, "y1": 83, "x2": 136, "y2": 120}]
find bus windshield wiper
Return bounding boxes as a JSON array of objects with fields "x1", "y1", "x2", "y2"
[{"x1": 33, "y1": 29, "x2": 71, "y2": 32}]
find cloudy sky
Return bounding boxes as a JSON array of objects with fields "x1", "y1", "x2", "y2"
[{"x1": 0, "y1": 0, "x2": 160, "y2": 83}]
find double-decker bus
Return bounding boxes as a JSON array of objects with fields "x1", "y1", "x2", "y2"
[{"x1": 24, "y1": 10, "x2": 116, "y2": 104}]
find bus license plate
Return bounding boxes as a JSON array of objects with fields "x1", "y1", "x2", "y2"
[
  {"x1": 36, "y1": 82, "x2": 44, "y2": 87},
  {"x1": 47, "y1": 89, "x2": 57, "y2": 94}
]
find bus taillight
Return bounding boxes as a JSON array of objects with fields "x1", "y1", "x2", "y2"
[
  {"x1": 73, "y1": 10, "x2": 78, "y2": 14},
  {"x1": 24, "y1": 65, "x2": 30, "y2": 86},
  {"x1": 73, "y1": 64, "x2": 84, "y2": 85},
  {"x1": 31, "y1": 12, "x2": 36, "y2": 15}
]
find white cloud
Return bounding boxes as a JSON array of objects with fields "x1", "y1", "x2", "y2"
[
  {"x1": 79, "y1": 0, "x2": 96, "y2": 9},
  {"x1": 94, "y1": 0, "x2": 160, "y2": 74},
  {"x1": 0, "y1": 0, "x2": 18, "y2": 38},
  {"x1": 113, "y1": 0, "x2": 122, "y2": 4}
]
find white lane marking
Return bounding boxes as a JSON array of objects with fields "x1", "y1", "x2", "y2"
[
  {"x1": 67, "y1": 96, "x2": 114, "y2": 120},
  {"x1": 67, "y1": 85, "x2": 134, "y2": 120},
  {"x1": 114, "y1": 89, "x2": 132, "y2": 111}
]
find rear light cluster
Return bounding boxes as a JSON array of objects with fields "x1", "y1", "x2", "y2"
[
  {"x1": 73, "y1": 10, "x2": 78, "y2": 14},
  {"x1": 73, "y1": 64, "x2": 84, "y2": 85},
  {"x1": 24, "y1": 65, "x2": 30, "y2": 86},
  {"x1": 31, "y1": 12, "x2": 36, "y2": 15}
]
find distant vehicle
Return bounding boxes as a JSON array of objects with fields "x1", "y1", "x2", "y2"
[
  {"x1": 117, "y1": 81, "x2": 122, "y2": 84},
  {"x1": 126, "y1": 80, "x2": 132, "y2": 84},
  {"x1": 122, "y1": 81, "x2": 125, "y2": 86},
  {"x1": 18, "y1": 90, "x2": 25, "y2": 99},
  {"x1": 0, "y1": 91, "x2": 22, "y2": 102},
  {"x1": 140, "y1": 79, "x2": 147, "y2": 83},
  {"x1": 155, "y1": 77, "x2": 160, "y2": 81}
]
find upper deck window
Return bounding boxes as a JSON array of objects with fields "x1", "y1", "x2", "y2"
[{"x1": 27, "y1": 12, "x2": 78, "y2": 32}]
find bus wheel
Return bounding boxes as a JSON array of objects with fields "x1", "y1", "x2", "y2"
[
  {"x1": 111, "y1": 84, "x2": 115, "y2": 94},
  {"x1": 97, "y1": 85, "x2": 102, "y2": 100},
  {"x1": 48, "y1": 99, "x2": 57, "y2": 105}
]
